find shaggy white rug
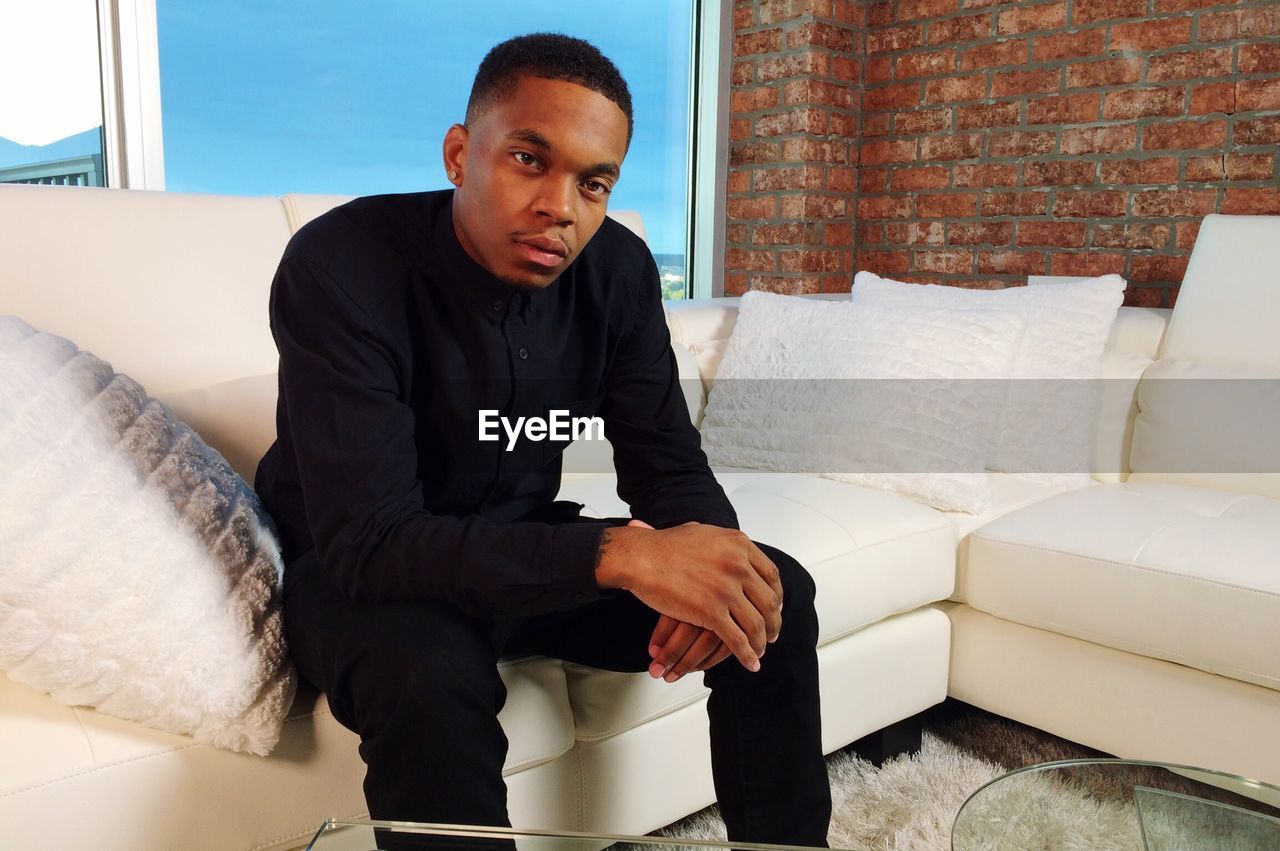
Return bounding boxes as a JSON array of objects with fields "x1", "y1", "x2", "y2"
[{"x1": 649, "y1": 731, "x2": 1146, "y2": 850}]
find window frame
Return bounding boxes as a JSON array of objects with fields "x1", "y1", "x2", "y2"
[{"x1": 103, "y1": 0, "x2": 729, "y2": 294}]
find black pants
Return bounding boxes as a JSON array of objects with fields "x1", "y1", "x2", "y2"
[{"x1": 283, "y1": 518, "x2": 831, "y2": 847}]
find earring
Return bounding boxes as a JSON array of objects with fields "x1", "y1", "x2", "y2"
[{"x1": 448, "y1": 170, "x2": 458, "y2": 181}]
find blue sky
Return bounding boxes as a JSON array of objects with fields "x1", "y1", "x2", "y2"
[{"x1": 153, "y1": 1, "x2": 693, "y2": 255}]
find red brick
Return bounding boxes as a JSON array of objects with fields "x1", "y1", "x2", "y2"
[
  {"x1": 779, "y1": 249, "x2": 845, "y2": 273},
  {"x1": 725, "y1": 248, "x2": 777, "y2": 271},
  {"x1": 1143, "y1": 119, "x2": 1226, "y2": 151},
  {"x1": 1053, "y1": 190, "x2": 1127, "y2": 217},
  {"x1": 730, "y1": 142, "x2": 779, "y2": 167},
  {"x1": 1224, "y1": 153, "x2": 1275, "y2": 182},
  {"x1": 1237, "y1": 80, "x2": 1280, "y2": 112},
  {"x1": 1236, "y1": 116, "x2": 1280, "y2": 147},
  {"x1": 998, "y1": 1, "x2": 1067, "y2": 35},
  {"x1": 959, "y1": 39, "x2": 1028, "y2": 70},
  {"x1": 916, "y1": 249, "x2": 975, "y2": 274},
  {"x1": 921, "y1": 133, "x2": 983, "y2": 160},
  {"x1": 1148, "y1": 48, "x2": 1233, "y2": 82},
  {"x1": 860, "y1": 168, "x2": 888, "y2": 192},
  {"x1": 1027, "y1": 93, "x2": 1100, "y2": 124},
  {"x1": 1067, "y1": 58, "x2": 1142, "y2": 88},
  {"x1": 924, "y1": 75, "x2": 986, "y2": 103},
  {"x1": 887, "y1": 221, "x2": 947, "y2": 245},
  {"x1": 1024, "y1": 160, "x2": 1097, "y2": 186},
  {"x1": 862, "y1": 139, "x2": 920, "y2": 165},
  {"x1": 1222, "y1": 188, "x2": 1280, "y2": 215},
  {"x1": 869, "y1": 25, "x2": 925, "y2": 53},
  {"x1": 833, "y1": 55, "x2": 861, "y2": 81},
  {"x1": 747, "y1": 275, "x2": 822, "y2": 295},
  {"x1": 726, "y1": 223, "x2": 750, "y2": 244},
  {"x1": 949, "y1": 221, "x2": 1013, "y2": 244},
  {"x1": 1093, "y1": 223, "x2": 1171, "y2": 249},
  {"x1": 857, "y1": 195, "x2": 915, "y2": 219},
  {"x1": 754, "y1": 165, "x2": 826, "y2": 191},
  {"x1": 988, "y1": 131, "x2": 1057, "y2": 158},
  {"x1": 1190, "y1": 82, "x2": 1235, "y2": 115},
  {"x1": 788, "y1": 21, "x2": 857, "y2": 52},
  {"x1": 957, "y1": 102, "x2": 1020, "y2": 129},
  {"x1": 1130, "y1": 255, "x2": 1190, "y2": 284},
  {"x1": 896, "y1": 108, "x2": 951, "y2": 134},
  {"x1": 1241, "y1": 43, "x2": 1280, "y2": 74},
  {"x1": 916, "y1": 192, "x2": 980, "y2": 217},
  {"x1": 1185, "y1": 155, "x2": 1224, "y2": 182},
  {"x1": 992, "y1": 68, "x2": 1060, "y2": 97},
  {"x1": 963, "y1": 0, "x2": 1009, "y2": 8},
  {"x1": 1017, "y1": 221, "x2": 1088, "y2": 247},
  {"x1": 759, "y1": 0, "x2": 834, "y2": 24},
  {"x1": 725, "y1": 273, "x2": 748, "y2": 296},
  {"x1": 1050, "y1": 252, "x2": 1126, "y2": 277},
  {"x1": 829, "y1": 168, "x2": 857, "y2": 191},
  {"x1": 979, "y1": 250, "x2": 1047, "y2": 275},
  {"x1": 1031, "y1": 29, "x2": 1104, "y2": 61},
  {"x1": 897, "y1": 49, "x2": 956, "y2": 79},
  {"x1": 755, "y1": 109, "x2": 828, "y2": 136},
  {"x1": 980, "y1": 191, "x2": 1049, "y2": 216},
  {"x1": 865, "y1": 82, "x2": 922, "y2": 111},
  {"x1": 785, "y1": 79, "x2": 854, "y2": 109},
  {"x1": 1155, "y1": 0, "x2": 1239, "y2": 11},
  {"x1": 727, "y1": 196, "x2": 777, "y2": 220},
  {"x1": 729, "y1": 119, "x2": 752, "y2": 143},
  {"x1": 953, "y1": 163, "x2": 1018, "y2": 186},
  {"x1": 1062, "y1": 125, "x2": 1137, "y2": 154},
  {"x1": 929, "y1": 14, "x2": 990, "y2": 45},
  {"x1": 825, "y1": 223, "x2": 854, "y2": 245},
  {"x1": 858, "y1": 112, "x2": 889, "y2": 136},
  {"x1": 1110, "y1": 18, "x2": 1193, "y2": 51},
  {"x1": 757, "y1": 51, "x2": 831, "y2": 83},
  {"x1": 867, "y1": 0, "x2": 895, "y2": 26},
  {"x1": 734, "y1": 29, "x2": 784, "y2": 56},
  {"x1": 902, "y1": 0, "x2": 960, "y2": 18},
  {"x1": 734, "y1": 1, "x2": 755, "y2": 29},
  {"x1": 1073, "y1": 0, "x2": 1145, "y2": 24},
  {"x1": 1100, "y1": 157, "x2": 1179, "y2": 185},
  {"x1": 732, "y1": 61, "x2": 754, "y2": 87},
  {"x1": 753, "y1": 222, "x2": 822, "y2": 245},
  {"x1": 1103, "y1": 87, "x2": 1185, "y2": 120},
  {"x1": 1176, "y1": 221, "x2": 1200, "y2": 251},
  {"x1": 857, "y1": 250, "x2": 912, "y2": 275},
  {"x1": 731, "y1": 85, "x2": 781, "y2": 113},
  {"x1": 1124, "y1": 287, "x2": 1165, "y2": 308},
  {"x1": 891, "y1": 166, "x2": 952, "y2": 190},
  {"x1": 780, "y1": 193, "x2": 850, "y2": 218},
  {"x1": 866, "y1": 56, "x2": 893, "y2": 84},
  {"x1": 727, "y1": 170, "x2": 751, "y2": 193},
  {"x1": 1198, "y1": 6, "x2": 1280, "y2": 41},
  {"x1": 781, "y1": 138, "x2": 849, "y2": 164},
  {"x1": 1131, "y1": 189, "x2": 1217, "y2": 218}
]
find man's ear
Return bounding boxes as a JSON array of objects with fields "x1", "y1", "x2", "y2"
[{"x1": 442, "y1": 124, "x2": 469, "y2": 185}]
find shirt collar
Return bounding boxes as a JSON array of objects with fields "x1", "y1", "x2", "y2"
[{"x1": 431, "y1": 192, "x2": 543, "y2": 326}]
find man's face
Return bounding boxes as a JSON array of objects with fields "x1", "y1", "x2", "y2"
[{"x1": 444, "y1": 75, "x2": 630, "y2": 289}]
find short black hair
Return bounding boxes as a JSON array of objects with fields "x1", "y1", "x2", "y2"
[{"x1": 466, "y1": 33, "x2": 634, "y2": 143}]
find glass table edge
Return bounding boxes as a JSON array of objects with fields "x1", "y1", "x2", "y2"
[{"x1": 307, "y1": 818, "x2": 848, "y2": 851}]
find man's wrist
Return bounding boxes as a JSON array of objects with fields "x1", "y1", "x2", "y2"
[{"x1": 594, "y1": 525, "x2": 642, "y2": 590}]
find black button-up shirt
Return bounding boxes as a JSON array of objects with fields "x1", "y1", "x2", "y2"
[{"x1": 254, "y1": 190, "x2": 736, "y2": 617}]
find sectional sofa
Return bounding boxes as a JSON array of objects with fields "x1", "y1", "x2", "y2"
[{"x1": 1, "y1": 183, "x2": 1276, "y2": 850}]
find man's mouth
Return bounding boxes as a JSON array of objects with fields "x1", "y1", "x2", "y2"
[{"x1": 514, "y1": 236, "x2": 569, "y2": 268}]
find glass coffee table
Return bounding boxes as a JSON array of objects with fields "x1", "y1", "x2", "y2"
[
  {"x1": 951, "y1": 758, "x2": 1280, "y2": 850},
  {"x1": 304, "y1": 819, "x2": 849, "y2": 850}
]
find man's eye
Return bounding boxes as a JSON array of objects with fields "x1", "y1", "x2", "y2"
[
  {"x1": 582, "y1": 180, "x2": 611, "y2": 196},
  {"x1": 514, "y1": 152, "x2": 538, "y2": 167}
]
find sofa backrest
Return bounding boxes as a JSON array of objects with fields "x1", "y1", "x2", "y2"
[
  {"x1": 1128, "y1": 214, "x2": 1280, "y2": 499},
  {"x1": 664, "y1": 297, "x2": 1171, "y2": 484}
]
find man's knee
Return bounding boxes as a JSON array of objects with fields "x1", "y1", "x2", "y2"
[{"x1": 758, "y1": 542, "x2": 817, "y2": 611}]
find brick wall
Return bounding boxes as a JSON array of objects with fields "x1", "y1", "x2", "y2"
[{"x1": 729, "y1": 0, "x2": 1280, "y2": 305}]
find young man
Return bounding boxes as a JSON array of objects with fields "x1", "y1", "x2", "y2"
[{"x1": 255, "y1": 33, "x2": 831, "y2": 846}]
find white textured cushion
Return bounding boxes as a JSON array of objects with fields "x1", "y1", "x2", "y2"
[
  {"x1": 965, "y1": 482, "x2": 1280, "y2": 691},
  {"x1": 0, "y1": 317, "x2": 294, "y2": 754},
  {"x1": 1129, "y1": 358, "x2": 1280, "y2": 500},
  {"x1": 851, "y1": 271, "x2": 1125, "y2": 490},
  {"x1": 700, "y1": 291, "x2": 1024, "y2": 513}
]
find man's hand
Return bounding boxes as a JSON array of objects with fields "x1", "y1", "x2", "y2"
[
  {"x1": 596, "y1": 519, "x2": 783, "y2": 673},
  {"x1": 647, "y1": 614, "x2": 733, "y2": 681}
]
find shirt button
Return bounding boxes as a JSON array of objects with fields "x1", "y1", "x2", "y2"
[
  {"x1": 518, "y1": 347, "x2": 529, "y2": 360},
  {"x1": 491, "y1": 299, "x2": 504, "y2": 312}
]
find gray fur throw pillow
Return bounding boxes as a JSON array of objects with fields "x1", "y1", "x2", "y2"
[{"x1": 0, "y1": 315, "x2": 295, "y2": 755}]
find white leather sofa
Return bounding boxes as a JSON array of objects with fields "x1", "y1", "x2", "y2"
[{"x1": 1, "y1": 182, "x2": 1276, "y2": 850}]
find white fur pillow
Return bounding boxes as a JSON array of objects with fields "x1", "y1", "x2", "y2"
[
  {"x1": 701, "y1": 291, "x2": 1025, "y2": 514},
  {"x1": 0, "y1": 316, "x2": 295, "y2": 755},
  {"x1": 852, "y1": 271, "x2": 1125, "y2": 490}
]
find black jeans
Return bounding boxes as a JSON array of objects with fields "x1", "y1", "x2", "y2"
[{"x1": 283, "y1": 518, "x2": 831, "y2": 847}]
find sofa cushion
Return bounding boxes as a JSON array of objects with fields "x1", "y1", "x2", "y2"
[{"x1": 965, "y1": 483, "x2": 1280, "y2": 691}]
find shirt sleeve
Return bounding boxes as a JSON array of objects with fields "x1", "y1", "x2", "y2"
[
  {"x1": 600, "y1": 251, "x2": 739, "y2": 531},
  {"x1": 269, "y1": 255, "x2": 607, "y2": 615}
]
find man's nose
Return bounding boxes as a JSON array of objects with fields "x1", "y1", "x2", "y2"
[{"x1": 532, "y1": 177, "x2": 576, "y2": 225}]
